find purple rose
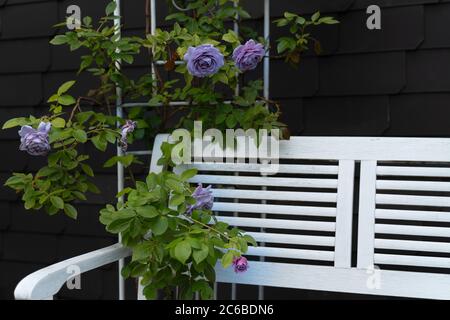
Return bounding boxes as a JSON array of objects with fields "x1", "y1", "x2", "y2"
[
  {"x1": 232, "y1": 39, "x2": 265, "y2": 72},
  {"x1": 18, "y1": 122, "x2": 51, "y2": 156},
  {"x1": 119, "y1": 119, "x2": 137, "y2": 152},
  {"x1": 186, "y1": 183, "x2": 214, "y2": 215},
  {"x1": 184, "y1": 44, "x2": 224, "y2": 77},
  {"x1": 233, "y1": 256, "x2": 249, "y2": 273}
]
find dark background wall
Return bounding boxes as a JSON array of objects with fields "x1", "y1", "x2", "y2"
[{"x1": 0, "y1": 0, "x2": 449, "y2": 299}]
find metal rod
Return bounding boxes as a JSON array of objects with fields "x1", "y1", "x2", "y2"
[
  {"x1": 263, "y1": 0, "x2": 270, "y2": 103},
  {"x1": 126, "y1": 150, "x2": 153, "y2": 156},
  {"x1": 258, "y1": 0, "x2": 271, "y2": 301},
  {"x1": 113, "y1": 0, "x2": 125, "y2": 301},
  {"x1": 155, "y1": 60, "x2": 184, "y2": 65},
  {"x1": 120, "y1": 99, "x2": 264, "y2": 108},
  {"x1": 230, "y1": 0, "x2": 240, "y2": 301}
]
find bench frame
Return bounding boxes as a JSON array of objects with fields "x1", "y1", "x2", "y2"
[{"x1": 14, "y1": 135, "x2": 450, "y2": 300}]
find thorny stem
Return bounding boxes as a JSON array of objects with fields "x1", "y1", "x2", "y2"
[
  {"x1": 127, "y1": 166, "x2": 136, "y2": 185},
  {"x1": 68, "y1": 96, "x2": 101, "y2": 123},
  {"x1": 185, "y1": 215, "x2": 232, "y2": 241}
]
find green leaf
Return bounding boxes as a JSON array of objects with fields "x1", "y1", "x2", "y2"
[
  {"x1": 50, "y1": 196, "x2": 64, "y2": 210},
  {"x1": 132, "y1": 243, "x2": 152, "y2": 261},
  {"x1": 51, "y1": 117, "x2": 66, "y2": 128},
  {"x1": 86, "y1": 181, "x2": 100, "y2": 194},
  {"x1": 222, "y1": 30, "x2": 239, "y2": 44},
  {"x1": 82, "y1": 16, "x2": 92, "y2": 26},
  {"x1": 174, "y1": 240, "x2": 192, "y2": 264},
  {"x1": 75, "y1": 111, "x2": 94, "y2": 124},
  {"x1": 105, "y1": 1, "x2": 117, "y2": 15},
  {"x1": 58, "y1": 94, "x2": 76, "y2": 106},
  {"x1": 73, "y1": 129, "x2": 87, "y2": 143},
  {"x1": 169, "y1": 194, "x2": 185, "y2": 207},
  {"x1": 277, "y1": 37, "x2": 296, "y2": 54},
  {"x1": 150, "y1": 216, "x2": 168, "y2": 236},
  {"x1": 47, "y1": 94, "x2": 59, "y2": 103},
  {"x1": 80, "y1": 163, "x2": 94, "y2": 177},
  {"x1": 107, "y1": 218, "x2": 132, "y2": 233},
  {"x1": 118, "y1": 154, "x2": 134, "y2": 167},
  {"x1": 143, "y1": 285, "x2": 157, "y2": 300},
  {"x1": 136, "y1": 205, "x2": 159, "y2": 219},
  {"x1": 311, "y1": 11, "x2": 321, "y2": 22},
  {"x1": 274, "y1": 18, "x2": 289, "y2": 27},
  {"x1": 50, "y1": 35, "x2": 68, "y2": 45},
  {"x1": 226, "y1": 114, "x2": 237, "y2": 128},
  {"x1": 2, "y1": 117, "x2": 28, "y2": 129},
  {"x1": 146, "y1": 173, "x2": 157, "y2": 189},
  {"x1": 117, "y1": 187, "x2": 132, "y2": 198},
  {"x1": 57, "y1": 80, "x2": 76, "y2": 95},
  {"x1": 148, "y1": 96, "x2": 161, "y2": 107},
  {"x1": 165, "y1": 178, "x2": 184, "y2": 193},
  {"x1": 92, "y1": 135, "x2": 107, "y2": 151},
  {"x1": 64, "y1": 203, "x2": 78, "y2": 219},
  {"x1": 319, "y1": 16, "x2": 339, "y2": 25},
  {"x1": 215, "y1": 72, "x2": 228, "y2": 85},
  {"x1": 221, "y1": 251, "x2": 234, "y2": 268},
  {"x1": 104, "y1": 155, "x2": 134, "y2": 168},
  {"x1": 122, "y1": 54, "x2": 134, "y2": 64},
  {"x1": 284, "y1": 12, "x2": 298, "y2": 19},
  {"x1": 244, "y1": 234, "x2": 257, "y2": 247},
  {"x1": 296, "y1": 16, "x2": 306, "y2": 25},
  {"x1": 79, "y1": 56, "x2": 93, "y2": 72},
  {"x1": 193, "y1": 245, "x2": 209, "y2": 264},
  {"x1": 103, "y1": 156, "x2": 119, "y2": 168}
]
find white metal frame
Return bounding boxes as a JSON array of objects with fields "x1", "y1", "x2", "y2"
[{"x1": 113, "y1": 0, "x2": 272, "y2": 300}]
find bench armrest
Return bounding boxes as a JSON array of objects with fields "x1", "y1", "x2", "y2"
[{"x1": 14, "y1": 243, "x2": 131, "y2": 300}]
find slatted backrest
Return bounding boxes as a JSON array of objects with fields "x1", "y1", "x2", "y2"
[
  {"x1": 358, "y1": 160, "x2": 450, "y2": 271},
  {"x1": 150, "y1": 134, "x2": 356, "y2": 271},
  {"x1": 149, "y1": 134, "x2": 450, "y2": 297}
]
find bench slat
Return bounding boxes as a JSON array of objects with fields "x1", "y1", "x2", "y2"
[
  {"x1": 217, "y1": 216, "x2": 336, "y2": 232},
  {"x1": 375, "y1": 238, "x2": 450, "y2": 253},
  {"x1": 189, "y1": 175, "x2": 338, "y2": 189},
  {"x1": 376, "y1": 194, "x2": 450, "y2": 207},
  {"x1": 212, "y1": 202, "x2": 336, "y2": 217},
  {"x1": 374, "y1": 253, "x2": 450, "y2": 269},
  {"x1": 216, "y1": 261, "x2": 450, "y2": 299},
  {"x1": 176, "y1": 163, "x2": 339, "y2": 175},
  {"x1": 375, "y1": 209, "x2": 450, "y2": 222},
  {"x1": 247, "y1": 247, "x2": 334, "y2": 261},
  {"x1": 375, "y1": 224, "x2": 450, "y2": 237},
  {"x1": 245, "y1": 232, "x2": 335, "y2": 246},
  {"x1": 377, "y1": 180, "x2": 450, "y2": 192},
  {"x1": 377, "y1": 166, "x2": 450, "y2": 178},
  {"x1": 211, "y1": 188, "x2": 337, "y2": 202}
]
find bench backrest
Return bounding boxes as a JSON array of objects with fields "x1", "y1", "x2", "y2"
[{"x1": 149, "y1": 134, "x2": 450, "y2": 299}]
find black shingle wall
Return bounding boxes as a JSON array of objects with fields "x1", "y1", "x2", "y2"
[{"x1": 0, "y1": 0, "x2": 448, "y2": 299}]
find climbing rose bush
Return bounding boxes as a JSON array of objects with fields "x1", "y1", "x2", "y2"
[
  {"x1": 19, "y1": 122, "x2": 52, "y2": 156},
  {"x1": 184, "y1": 44, "x2": 225, "y2": 77},
  {"x1": 186, "y1": 183, "x2": 214, "y2": 215},
  {"x1": 119, "y1": 119, "x2": 137, "y2": 152},
  {"x1": 233, "y1": 40, "x2": 265, "y2": 72},
  {"x1": 100, "y1": 170, "x2": 255, "y2": 299},
  {"x1": 233, "y1": 256, "x2": 249, "y2": 273},
  {"x1": 2, "y1": 0, "x2": 339, "y2": 300}
]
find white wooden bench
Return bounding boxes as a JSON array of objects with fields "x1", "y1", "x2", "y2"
[{"x1": 14, "y1": 135, "x2": 450, "y2": 300}]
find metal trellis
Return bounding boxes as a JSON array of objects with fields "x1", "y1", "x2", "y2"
[{"x1": 113, "y1": 0, "x2": 271, "y2": 300}]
